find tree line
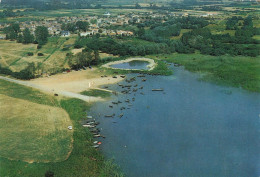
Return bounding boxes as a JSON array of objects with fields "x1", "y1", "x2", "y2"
[{"x1": 3, "y1": 24, "x2": 49, "y2": 45}]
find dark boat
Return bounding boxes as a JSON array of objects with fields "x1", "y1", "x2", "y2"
[{"x1": 152, "y1": 89, "x2": 164, "y2": 91}]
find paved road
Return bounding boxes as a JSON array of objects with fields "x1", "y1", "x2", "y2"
[{"x1": 0, "y1": 76, "x2": 102, "y2": 102}]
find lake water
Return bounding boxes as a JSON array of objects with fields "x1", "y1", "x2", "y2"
[
  {"x1": 110, "y1": 60, "x2": 149, "y2": 70},
  {"x1": 89, "y1": 64, "x2": 260, "y2": 177}
]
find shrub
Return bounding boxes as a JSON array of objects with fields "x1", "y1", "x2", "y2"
[
  {"x1": 38, "y1": 53, "x2": 44, "y2": 56},
  {"x1": 37, "y1": 45, "x2": 42, "y2": 49},
  {"x1": 27, "y1": 52, "x2": 33, "y2": 56},
  {"x1": 45, "y1": 171, "x2": 54, "y2": 177}
]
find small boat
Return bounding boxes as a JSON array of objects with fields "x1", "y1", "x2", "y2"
[
  {"x1": 137, "y1": 75, "x2": 146, "y2": 77},
  {"x1": 94, "y1": 134, "x2": 101, "y2": 137},
  {"x1": 87, "y1": 116, "x2": 93, "y2": 119},
  {"x1": 97, "y1": 142, "x2": 102, "y2": 145},
  {"x1": 142, "y1": 79, "x2": 147, "y2": 82},
  {"x1": 93, "y1": 141, "x2": 98, "y2": 144},
  {"x1": 92, "y1": 145, "x2": 99, "y2": 148},
  {"x1": 83, "y1": 124, "x2": 95, "y2": 128},
  {"x1": 105, "y1": 114, "x2": 115, "y2": 118},
  {"x1": 120, "y1": 75, "x2": 126, "y2": 78},
  {"x1": 152, "y1": 89, "x2": 164, "y2": 91}
]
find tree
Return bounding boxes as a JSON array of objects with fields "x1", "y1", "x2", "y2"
[
  {"x1": 137, "y1": 28, "x2": 145, "y2": 37},
  {"x1": 11, "y1": 23, "x2": 20, "y2": 33},
  {"x1": 17, "y1": 34, "x2": 23, "y2": 43},
  {"x1": 45, "y1": 171, "x2": 54, "y2": 177},
  {"x1": 8, "y1": 29, "x2": 17, "y2": 40},
  {"x1": 35, "y1": 26, "x2": 49, "y2": 45},
  {"x1": 92, "y1": 50, "x2": 100, "y2": 65},
  {"x1": 23, "y1": 28, "x2": 34, "y2": 44},
  {"x1": 76, "y1": 21, "x2": 89, "y2": 32},
  {"x1": 135, "y1": 3, "x2": 141, "y2": 9}
]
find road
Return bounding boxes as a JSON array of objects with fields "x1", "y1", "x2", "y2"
[{"x1": 0, "y1": 76, "x2": 103, "y2": 102}]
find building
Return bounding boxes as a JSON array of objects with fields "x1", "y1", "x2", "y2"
[{"x1": 60, "y1": 31, "x2": 70, "y2": 37}]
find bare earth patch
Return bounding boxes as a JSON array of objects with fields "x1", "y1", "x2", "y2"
[
  {"x1": 0, "y1": 94, "x2": 73, "y2": 163},
  {"x1": 29, "y1": 68, "x2": 123, "y2": 97}
]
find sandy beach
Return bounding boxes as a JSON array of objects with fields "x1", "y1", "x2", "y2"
[
  {"x1": 27, "y1": 68, "x2": 124, "y2": 101},
  {"x1": 102, "y1": 57, "x2": 156, "y2": 71}
]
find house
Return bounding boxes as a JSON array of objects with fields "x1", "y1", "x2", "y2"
[
  {"x1": 61, "y1": 31, "x2": 70, "y2": 37},
  {"x1": 104, "y1": 12, "x2": 111, "y2": 17},
  {"x1": 80, "y1": 31, "x2": 93, "y2": 36}
]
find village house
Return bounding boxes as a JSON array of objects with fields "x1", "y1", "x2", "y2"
[{"x1": 61, "y1": 31, "x2": 70, "y2": 37}]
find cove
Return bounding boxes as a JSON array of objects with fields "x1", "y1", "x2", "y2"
[{"x1": 89, "y1": 65, "x2": 260, "y2": 177}]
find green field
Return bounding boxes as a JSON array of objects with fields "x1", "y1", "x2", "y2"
[
  {"x1": 0, "y1": 36, "x2": 77, "y2": 73},
  {"x1": 148, "y1": 53, "x2": 260, "y2": 92},
  {"x1": 0, "y1": 79, "x2": 122, "y2": 177}
]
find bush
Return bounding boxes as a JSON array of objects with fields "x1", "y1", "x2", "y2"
[
  {"x1": 27, "y1": 52, "x2": 33, "y2": 56},
  {"x1": 74, "y1": 44, "x2": 83, "y2": 49},
  {"x1": 62, "y1": 47, "x2": 69, "y2": 51},
  {"x1": 45, "y1": 171, "x2": 54, "y2": 177},
  {"x1": 38, "y1": 53, "x2": 44, "y2": 56},
  {"x1": 37, "y1": 45, "x2": 42, "y2": 49}
]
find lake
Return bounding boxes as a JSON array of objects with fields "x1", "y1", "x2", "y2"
[
  {"x1": 89, "y1": 64, "x2": 260, "y2": 177},
  {"x1": 109, "y1": 60, "x2": 150, "y2": 70}
]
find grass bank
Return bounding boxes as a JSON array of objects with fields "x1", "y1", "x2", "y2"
[
  {"x1": 0, "y1": 79, "x2": 123, "y2": 177},
  {"x1": 81, "y1": 89, "x2": 111, "y2": 98},
  {"x1": 148, "y1": 53, "x2": 260, "y2": 92}
]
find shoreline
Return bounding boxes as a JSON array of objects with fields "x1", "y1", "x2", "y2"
[{"x1": 102, "y1": 57, "x2": 157, "y2": 71}]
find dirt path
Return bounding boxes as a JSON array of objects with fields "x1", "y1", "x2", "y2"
[{"x1": 0, "y1": 76, "x2": 102, "y2": 102}]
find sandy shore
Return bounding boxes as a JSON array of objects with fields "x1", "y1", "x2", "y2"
[
  {"x1": 27, "y1": 68, "x2": 124, "y2": 101},
  {"x1": 102, "y1": 58, "x2": 156, "y2": 71}
]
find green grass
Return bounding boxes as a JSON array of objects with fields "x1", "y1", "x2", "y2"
[
  {"x1": 0, "y1": 79, "x2": 58, "y2": 106},
  {"x1": 0, "y1": 94, "x2": 72, "y2": 163},
  {"x1": 150, "y1": 53, "x2": 260, "y2": 92},
  {"x1": 81, "y1": 89, "x2": 112, "y2": 98},
  {"x1": 0, "y1": 79, "x2": 123, "y2": 177}
]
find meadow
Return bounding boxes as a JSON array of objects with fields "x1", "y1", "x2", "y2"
[
  {"x1": 0, "y1": 79, "x2": 122, "y2": 177},
  {"x1": 148, "y1": 53, "x2": 260, "y2": 92}
]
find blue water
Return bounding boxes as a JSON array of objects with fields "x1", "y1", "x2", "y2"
[
  {"x1": 110, "y1": 60, "x2": 149, "y2": 70},
  {"x1": 89, "y1": 66, "x2": 260, "y2": 177}
]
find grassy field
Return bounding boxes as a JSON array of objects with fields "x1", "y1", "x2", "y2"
[
  {"x1": 81, "y1": 89, "x2": 112, "y2": 98},
  {"x1": 23, "y1": 8, "x2": 153, "y2": 18},
  {"x1": 148, "y1": 53, "x2": 260, "y2": 92},
  {"x1": 0, "y1": 94, "x2": 73, "y2": 163},
  {"x1": 0, "y1": 79, "x2": 123, "y2": 176},
  {"x1": 0, "y1": 36, "x2": 77, "y2": 72}
]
